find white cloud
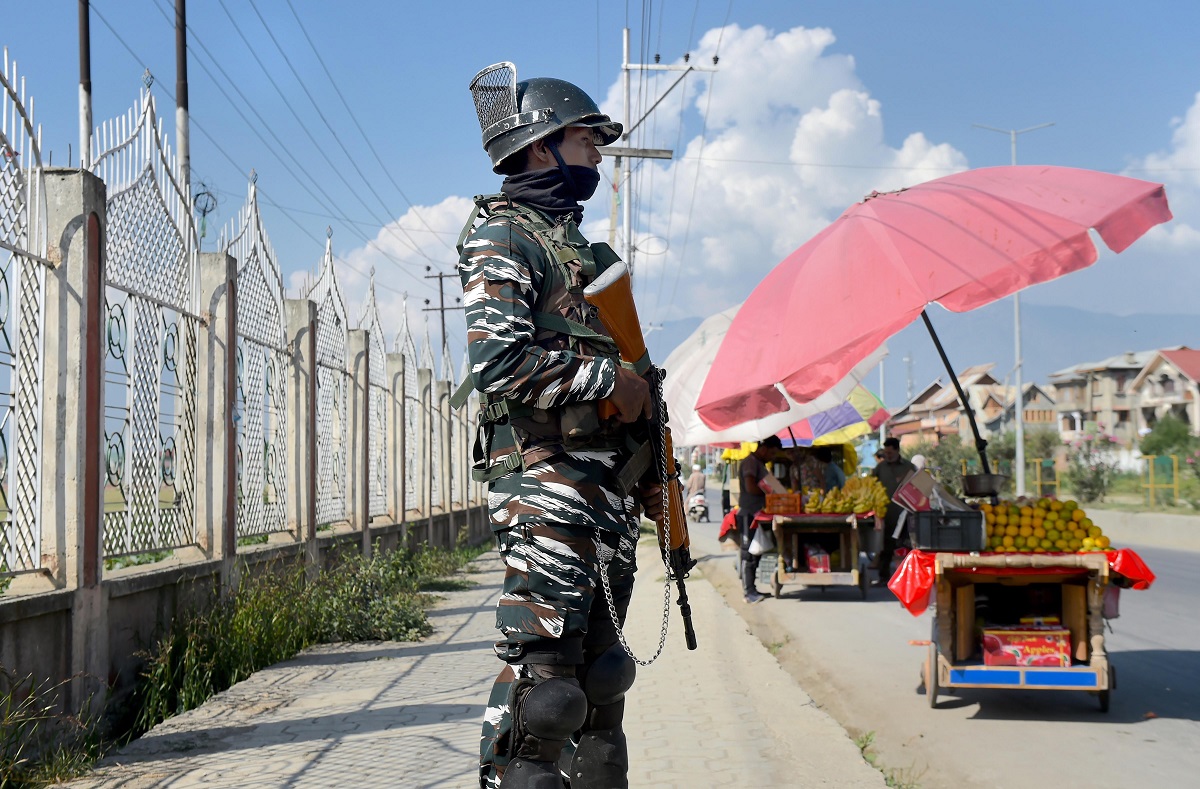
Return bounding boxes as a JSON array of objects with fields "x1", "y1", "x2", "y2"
[
  {"x1": 310, "y1": 195, "x2": 476, "y2": 369},
  {"x1": 591, "y1": 23, "x2": 969, "y2": 324},
  {"x1": 1024, "y1": 90, "x2": 1200, "y2": 316}
]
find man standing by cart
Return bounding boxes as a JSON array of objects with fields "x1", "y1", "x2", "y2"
[
  {"x1": 738, "y1": 436, "x2": 782, "y2": 603},
  {"x1": 873, "y1": 437, "x2": 915, "y2": 585},
  {"x1": 458, "y1": 62, "x2": 664, "y2": 789}
]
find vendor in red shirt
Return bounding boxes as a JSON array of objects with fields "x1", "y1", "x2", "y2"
[{"x1": 738, "y1": 435, "x2": 782, "y2": 603}]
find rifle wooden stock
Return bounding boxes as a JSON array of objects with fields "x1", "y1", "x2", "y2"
[{"x1": 585, "y1": 262, "x2": 697, "y2": 651}]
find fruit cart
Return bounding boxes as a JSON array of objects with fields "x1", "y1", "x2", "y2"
[
  {"x1": 761, "y1": 511, "x2": 875, "y2": 599},
  {"x1": 891, "y1": 547, "x2": 1156, "y2": 712}
]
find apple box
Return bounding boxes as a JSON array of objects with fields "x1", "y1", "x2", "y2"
[
  {"x1": 805, "y1": 545, "x2": 830, "y2": 574},
  {"x1": 982, "y1": 626, "x2": 1071, "y2": 667}
]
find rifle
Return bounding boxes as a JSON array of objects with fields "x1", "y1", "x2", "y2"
[{"x1": 584, "y1": 262, "x2": 698, "y2": 651}]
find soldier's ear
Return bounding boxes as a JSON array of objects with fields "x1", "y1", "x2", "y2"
[{"x1": 527, "y1": 138, "x2": 555, "y2": 168}]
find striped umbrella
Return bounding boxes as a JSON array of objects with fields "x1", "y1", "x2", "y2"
[{"x1": 778, "y1": 386, "x2": 889, "y2": 448}]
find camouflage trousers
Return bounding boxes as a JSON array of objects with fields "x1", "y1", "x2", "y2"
[{"x1": 480, "y1": 521, "x2": 638, "y2": 788}]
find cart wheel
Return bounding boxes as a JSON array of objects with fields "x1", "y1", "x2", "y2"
[
  {"x1": 1098, "y1": 689, "x2": 1110, "y2": 713},
  {"x1": 771, "y1": 569, "x2": 783, "y2": 599},
  {"x1": 858, "y1": 569, "x2": 869, "y2": 600},
  {"x1": 927, "y1": 643, "x2": 940, "y2": 709}
]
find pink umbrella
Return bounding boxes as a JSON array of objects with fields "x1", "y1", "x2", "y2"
[{"x1": 696, "y1": 165, "x2": 1172, "y2": 472}]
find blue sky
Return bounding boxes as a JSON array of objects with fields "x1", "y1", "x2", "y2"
[{"x1": 9, "y1": 1, "x2": 1200, "y2": 368}]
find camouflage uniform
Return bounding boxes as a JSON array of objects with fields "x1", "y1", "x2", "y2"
[{"x1": 459, "y1": 195, "x2": 640, "y2": 788}]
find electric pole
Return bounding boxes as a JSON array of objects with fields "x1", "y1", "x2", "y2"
[
  {"x1": 423, "y1": 266, "x2": 464, "y2": 358},
  {"x1": 614, "y1": 28, "x2": 716, "y2": 274},
  {"x1": 973, "y1": 121, "x2": 1054, "y2": 497}
]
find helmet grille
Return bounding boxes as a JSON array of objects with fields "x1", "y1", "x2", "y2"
[{"x1": 469, "y1": 62, "x2": 518, "y2": 139}]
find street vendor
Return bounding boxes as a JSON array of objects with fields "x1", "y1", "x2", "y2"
[
  {"x1": 872, "y1": 437, "x2": 915, "y2": 585},
  {"x1": 739, "y1": 435, "x2": 782, "y2": 603},
  {"x1": 814, "y1": 446, "x2": 846, "y2": 492}
]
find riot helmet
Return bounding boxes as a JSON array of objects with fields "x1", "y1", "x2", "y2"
[{"x1": 469, "y1": 62, "x2": 622, "y2": 174}]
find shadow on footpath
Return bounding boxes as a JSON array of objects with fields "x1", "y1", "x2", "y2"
[
  {"x1": 927, "y1": 649, "x2": 1200, "y2": 724},
  {"x1": 100, "y1": 701, "x2": 483, "y2": 768}
]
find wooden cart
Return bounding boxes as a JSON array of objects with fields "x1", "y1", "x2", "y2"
[
  {"x1": 766, "y1": 513, "x2": 874, "y2": 600},
  {"x1": 920, "y1": 552, "x2": 1115, "y2": 711}
]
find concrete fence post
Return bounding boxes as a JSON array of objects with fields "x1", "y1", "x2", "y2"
[
  {"x1": 386, "y1": 352, "x2": 406, "y2": 528},
  {"x1": 416, "y1": 368, "x2": 432, "y2": 542},
  {"x1": 436, "y1": 379, "x2": 453, "y2": 547},
  {"x1": 347, "y1": 330, "x2": 371, "y2": 556},
  {"x1": 195, "y1": 252, "x2": 237, "y2": 590},
  {"x1": 34, "y1": 169, "x2": 108, "y2": 711},
  {"x1": 284, "y1": 299, "x2": 318, "y2": 568}
]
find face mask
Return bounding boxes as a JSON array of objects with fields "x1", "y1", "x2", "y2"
[{"x1": 567, "y1": 165, "x2": 601, "y2": 202}]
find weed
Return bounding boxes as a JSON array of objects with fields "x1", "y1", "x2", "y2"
[
  {"x1": 766, "y1": 636, "x2": 791, "y2": 656},
  {"x1": 854, "y1": 730, "x2": 924, "y2": 789},
  {"x1": 0, "y1": 668, "x2": 104, "y2": 787}
]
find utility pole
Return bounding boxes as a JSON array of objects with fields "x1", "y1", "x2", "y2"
[
  {"x1": 616, "y1": 28, "x2": 716, "y2": 274},
  {"x1": 973, "y1": 121, "x2": 1054, "y2": 497},
  {"x1": 175, "y1": 0, "x2": 190, "y2": 193},
  {"x1": 903, "y1": 352, "x2": 914, "y2": 401},
  {"x1": 79, "y1": 0, "x2": 92, "y2": 169},
  {"x1": 423, "y1": 266, "x2": 463, "y2": 359}
]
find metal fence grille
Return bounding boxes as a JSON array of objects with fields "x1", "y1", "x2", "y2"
[
  {"x1": 308, "y1": 237, "x2": 349, "y2": 526},
  {"x1": 360, "y1": 275, "x2": 388, "y2": 518},
  {"x1": 92, "y1": 92, "x2": 198, "y2": 558},
  {"x1": 0, "y1": 51, "x2": 47, "y2": 575},
  {"x1": 225, "y1": 182, "x2": 288, "y2": 537},
  {"x1": 396, "y1": 309, "x2": 419, "y2": 514},
  {"x1": 421, "y1": 330, "x2": 440, "y2": 509}
]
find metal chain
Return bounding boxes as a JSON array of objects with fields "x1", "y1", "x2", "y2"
[{"x1": 597, "y1": 368, "x2": 675, "y2": 667}]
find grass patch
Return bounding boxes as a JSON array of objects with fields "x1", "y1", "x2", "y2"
[
  {"x1": 854, "y1": 730, "x2": 924, "y2": 789},
  {"x1": 1, "y1": 669, "x2": 104, "y2": 788},
  {"x1": 766, "y1": 636, "x2": 791, "y2": 656},
  {"x1": 1, "y1": 540, "x2": 486, "y2": 786}
]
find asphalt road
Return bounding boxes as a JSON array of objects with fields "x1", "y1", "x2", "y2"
[{"x1": 689, "y1": 488, "x2": 1200, "y2": 788}]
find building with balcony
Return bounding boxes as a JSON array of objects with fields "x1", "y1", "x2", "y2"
[
  {"x1": 887, "y1": 364, "x2": 1036, "y2": 449},
  {"x1": 1129, "y1": 347, "x2": 1200, "y2": 435},
  {"x1": 1047, "y1": 349, "x2": 1160, "y2": 446}
]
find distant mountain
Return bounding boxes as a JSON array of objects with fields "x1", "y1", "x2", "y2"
[{"x1": 650, "y1": 302, "x2": 1198, "y2": 412}]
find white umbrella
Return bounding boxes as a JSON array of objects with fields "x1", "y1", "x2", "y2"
[{"x1": 662, "y1": 303, "x2": 887, "y2": 446}]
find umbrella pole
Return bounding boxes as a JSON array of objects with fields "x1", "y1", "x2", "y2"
[{"x1": 920, "y1": 310, "x2": 992, "y2": 474}]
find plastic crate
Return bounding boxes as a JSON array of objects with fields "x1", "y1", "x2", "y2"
[{"x1": 911, "y1": 510, "x2": 986, "y2": 552}]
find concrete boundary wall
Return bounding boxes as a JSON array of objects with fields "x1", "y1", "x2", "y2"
[
  {"x1": 0, "y1": 169, "x2": 489, "y2": 713},
  {"x1": 1088, "y1": 509, "x2": 1200, "y2": 552}
]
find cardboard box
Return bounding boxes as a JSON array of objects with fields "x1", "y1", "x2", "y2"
[
  {"x1": 758, "y1": 473, "x2": 787, "y2": 494},
  {"x1": 982, "y1": 626, "x2": 1071, "y2": 667},
  {"x1": 893, "y1": 470, "x2": 971, "y2": 513},
  {"x1": 765, "y1": 493, "x2": 803, "y2": 514}
]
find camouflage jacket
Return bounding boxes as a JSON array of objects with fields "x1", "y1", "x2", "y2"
[{"x1": 457, "y1": 195, "x2": 636, "y2": 534}]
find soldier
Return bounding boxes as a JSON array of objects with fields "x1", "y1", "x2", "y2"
[{"x1": 457, "y1": 63, "x2": 664, "y2": 789}]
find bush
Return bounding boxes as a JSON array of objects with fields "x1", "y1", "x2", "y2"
[
  {"x1": 1140, "y1": 414, "x2": 1198, "y2": 457},
  {"x1": 1065, "y1": 431, "x2": 1121, "y2": 503}
]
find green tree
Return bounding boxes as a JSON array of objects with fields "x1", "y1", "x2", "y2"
[
  {"x1": 1140, "y1": 414, "x2": 1198, "y2": 457},
  {"x1": 1066, "y1": 431, "x2": 1121, "y2": 503}
]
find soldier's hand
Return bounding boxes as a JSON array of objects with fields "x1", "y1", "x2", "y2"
[
  {"x1": 640, "y1": 482, "x2": 665, "y2": 522},
  {"x1": 609, "y1": 366, "x2": 652, "y2": 423}
]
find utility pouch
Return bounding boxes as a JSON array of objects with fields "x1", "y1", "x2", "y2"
[{"x1": 559, "y1": 403, "x2": 602, "y2": 448}]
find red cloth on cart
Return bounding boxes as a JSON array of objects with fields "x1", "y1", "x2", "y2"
[
  {"x1": 888, "y1": 548, "x2": 1156, "y2": 616},
  {"x1": 719, "y1": 508, "x2": 740, "y2": 540}
]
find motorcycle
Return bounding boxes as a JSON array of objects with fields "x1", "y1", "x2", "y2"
[{"x1": 687, "y1": 492, "x2": 709, "y2": 522}]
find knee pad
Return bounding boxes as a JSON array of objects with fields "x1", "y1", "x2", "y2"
[
  {"x1": 518, "y1": 676, "x2": 588, "y2": 742},
  {"x1": 580, "y1": 642, "x2": 636, "y2": 707}
]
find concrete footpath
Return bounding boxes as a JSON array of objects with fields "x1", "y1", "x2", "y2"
[{"x1": 63, "y1": 527, "x2": 883, "y2": 788}]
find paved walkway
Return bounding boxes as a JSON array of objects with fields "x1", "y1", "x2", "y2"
[{"x1": 64, "y1": 525, "x2": 883, "y2": 788}]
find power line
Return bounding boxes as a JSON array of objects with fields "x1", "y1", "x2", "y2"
[
  {"x1": 282, "y1": 0, "x2": 451, "y2": 253},
  {"x1": 90, "y1": 1, "x2": 432, "y2": 300},
  {"x1": 142, "y1": 0, "x2": 437, "y2": 291},
  {"x1": 244, "y1": 0, "x2": 444, "y2": 263},
  {"x1": 212, "y1": 0, "x2": 436, "y2": 265}
]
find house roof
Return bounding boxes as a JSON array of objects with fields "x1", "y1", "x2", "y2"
[
  {"x1": 1162, "y1": 348, "x2": 1200, "y2": 383},
  {"x1": 1049, "y1": 348, "x2": 1163, "y2": 381},
  {"x1": 1131, "y1": 346, "x2": 1200, "y2": 390}
]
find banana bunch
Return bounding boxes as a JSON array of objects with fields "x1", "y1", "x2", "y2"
[{"x1": 842, "y1": 475, "x2": 891, "y2": 514}]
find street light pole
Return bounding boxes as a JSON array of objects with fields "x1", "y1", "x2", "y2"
[{"x1": 972, "y1": 122, "x2": 1054, "y2": 497}]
